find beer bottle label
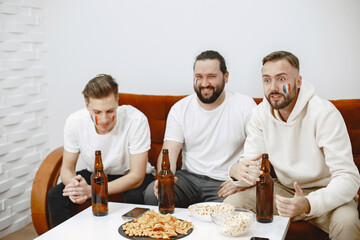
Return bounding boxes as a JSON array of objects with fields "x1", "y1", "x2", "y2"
[{"x1": 94, "y1": 177, "x2": 104, "y2": 185}]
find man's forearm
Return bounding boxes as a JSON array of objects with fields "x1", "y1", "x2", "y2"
[
  {"x1": 61, "y1": 150, "x2": 80, "y2": 185},
  {"x1": 60, "y1": 167, "x2": 77, "y2": 186},
  {"x1": 107, "y1": 173, "x2": 144, "y2": 195},
  {"x1": 156, "y1": 151, "x2": 178, "y2": 174}
]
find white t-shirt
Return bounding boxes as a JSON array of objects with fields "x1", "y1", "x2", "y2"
[
  {"x1": 165, "y1": 90, "x2": 256, "y2": 181},
  {"x1": 64, "y1": 105, "x2": 154, "y2": 175}
]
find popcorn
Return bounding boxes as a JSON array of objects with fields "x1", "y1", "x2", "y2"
[
  {"x1": 218, "y1": 213, "x2": 253, "y2": 237},
  {"x1": 188, "y1": 203, "x2": 235, "y2": 216}
]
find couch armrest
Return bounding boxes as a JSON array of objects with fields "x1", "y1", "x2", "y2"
[{"x1": 31, "y1": 147, "x2": 64, "y2": 235}]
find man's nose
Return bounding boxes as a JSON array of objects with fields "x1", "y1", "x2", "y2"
[
  {"x1": 200, "y1": 77, "x2": 210, "y2": 87},
  {"x1": 270, "y1": 80, "x2": 279, "y2": 92},
  {"x1": 98, "y1": 113, "x2": 109, "y2": 122}
]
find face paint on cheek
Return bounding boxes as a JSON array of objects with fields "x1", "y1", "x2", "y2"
[
  {"x1": 112, "y1": 115, "x2": 115, "y2": 122},
  {"x1": 95, "y1": 115, "x2": 98, "y2": 125},
  {"x1": 283, "y1": 83, "x2": 291, "y2": 94},
  {"x1": 195, "y1": 78, "x2": 198, "y2": 85}
]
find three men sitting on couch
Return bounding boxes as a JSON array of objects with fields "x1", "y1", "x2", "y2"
[{"x1": 47, "y1": 50, "x2": 360, "y2": 239}]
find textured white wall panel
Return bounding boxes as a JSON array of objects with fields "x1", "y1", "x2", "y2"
[
  {"x1": 5, "y1": 95, "x2": 31, "y2": 106},
  {"x1": 0, "y1": 200, "x2": 6, "y2": 212},
  {"x1": 4, "y1": 59, "x2": 28, "y2": 70},
  {"x1": 0, "y1": 0, "x2": 47, "y2": 238},
  {"x1": 0, "y1": 42, "x2": 28, "y2": 51},
  {"x1": 0, "y1": 180, "x2": 11, "y2": 193},
  {"x1": 3, "y1": 23, "x2": 30, "y2": 34},
  {"x1": 10, "y1": 165, "x2": 31, "y2": 178},
  {"x1": 27, "y1": 32, "x2": 44, "y2": 43},
  {"x1": 0, "y1": 212, "x2": 13, "y2": 231},
  {"x1": 0, "y1": 4, "x2": 19, "y2": 14},
  {"x1": 11, "y1": 199, "x2": 30, "y2": 214},
  {"x1": 0, "y1": 144, "x2": 11, "y2": 156},
  {"x1": 22, "y1": 152, "x2": 41, "y2": 163},
  {"x1": 1, "y1": 77, "x2": 24, "y2": 89},
  {"x1": 4, "y1": 183, "x2": 28, "y2": 199},
  {"x1": 0, "y1": 113, "x2": 24, "y2": 126}
]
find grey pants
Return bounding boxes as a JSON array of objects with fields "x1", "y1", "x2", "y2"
[{"x1": 143, "y1": 170, "x2": 224, "y2": 208}]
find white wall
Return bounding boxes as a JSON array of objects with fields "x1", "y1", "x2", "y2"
[
  {"x1": 44, "y1": 0, "x2": 360, "y2": 148},
  {"x1": 0, "y1": 0, "x2": 48, "y2": 238}
]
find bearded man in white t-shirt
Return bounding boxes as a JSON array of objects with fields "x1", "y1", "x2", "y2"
[
  {"x1": 144, "y1": 50, "x2": 256, "y2": 207},
  {"x1": 47, "y1": 74, "x2": 155, "y2": 227}
]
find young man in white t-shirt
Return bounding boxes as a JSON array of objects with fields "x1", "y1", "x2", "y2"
[
  {"x1": 47, "y1": 74, "x2": 154, "y2": 227},
  {"x1": 144, "y1": 50, "x2": 256, "y2": 207}
]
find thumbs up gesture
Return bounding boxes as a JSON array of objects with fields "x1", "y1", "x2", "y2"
[{"x1": 275, "y1": 182, "x2": 311, "y2": 218}]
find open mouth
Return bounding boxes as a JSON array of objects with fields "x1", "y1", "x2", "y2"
[
  {"x1": 201, "y1": 87, "x2": 214, "y2": 95},
  {"x1": 270, "y1": 94, "x2": 283, "y2": 101}
]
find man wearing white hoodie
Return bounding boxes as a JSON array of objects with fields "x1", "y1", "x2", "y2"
[{"x1": 226, "y1": 51, "x2": 360, "y2": 239}]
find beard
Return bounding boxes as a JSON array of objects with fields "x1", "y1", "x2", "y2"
[
  {"x1": 265, "y1": 82, "x2": 297, "y2": 110},
  {"x1": 194, "y1": 77, "x2": 225, "y2": 104}
]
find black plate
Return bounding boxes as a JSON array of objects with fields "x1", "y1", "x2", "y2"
[{"x1": 118, "y1": 219, "x2": 193, "y2": 240}]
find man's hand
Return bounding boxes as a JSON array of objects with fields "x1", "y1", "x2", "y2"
[
  {"x1": 63, "y1": 175, "x2": 91, "y2": 204},
  {"x1": 230, "y1": 154, "x2": 262, "y2": 185},
  {"x1": 153, "y1": 177, "x2": 178, "y2": 199},
  {"x1": 275, "y1": 181, "x2": 311, "y2": 218},
  {"x1": 218, "y1": 180, "x2": 248, "y2": 198}
]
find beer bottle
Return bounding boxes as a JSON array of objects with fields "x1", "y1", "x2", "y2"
[
  {"x1": 256, "y1": 153, "x2": 274, "y2": 223},
  {"x1": 158, "y1": 149, "x2": 175, "y2": 214},
  {"x1": 91, "y1": 150, "x2": 108, "y2": 216}
]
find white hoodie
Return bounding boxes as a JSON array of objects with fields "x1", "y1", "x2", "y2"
[{"x1": 236, "y1": 80, "x2": 360, "y2": 217}]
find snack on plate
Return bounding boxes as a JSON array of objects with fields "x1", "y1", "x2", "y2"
[
  {"x1": 122, "y1": 209, "x2": 194, "y2": 239},
  {"x1": 218, "y1": 212, "x2": 253, "y2": 236},
  {"x1": 188, "y1": 202, "x2": 235, "y2": 216}
]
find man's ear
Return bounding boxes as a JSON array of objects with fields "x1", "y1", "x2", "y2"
[
  {"x1": 224, "y1": 71, "x2": 229, "y2": 83},
  {"x1": 85, "y1": 98, "x2": 90, "y2": 109},
  {"x1": 297, "y1": 75, "x2": 302, "y2": 88}
]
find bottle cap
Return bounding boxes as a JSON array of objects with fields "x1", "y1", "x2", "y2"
[
  {"x1": 162, "y1": 149, "x2": 169, "y2": 154},
  {"x1": 95, "y1": 150, "x2": 101, "y2": 155}
]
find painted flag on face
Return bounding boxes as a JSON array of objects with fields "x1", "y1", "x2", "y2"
[{"x1": 283, "y1": 83, "x2": 291, "y2": 94}]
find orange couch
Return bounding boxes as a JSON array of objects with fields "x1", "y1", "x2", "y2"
[{"x1": 31, "y1": 93, "x2": 360, "y2": 239}]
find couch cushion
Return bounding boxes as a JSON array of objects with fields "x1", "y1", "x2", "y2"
[{"x1": 330, "y1": 99, "x2": 360, "y2": 170}]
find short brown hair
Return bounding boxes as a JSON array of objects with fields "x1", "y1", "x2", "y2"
[
  {"x1": 82, "y1": 74, "x2": 118, "y2": 103},
  {"x1": 194, "y1": 50, "x2": 227, "y2": 75},
  {"x1": 262, "y1": 51, "x2": 300, "y2": 72}
]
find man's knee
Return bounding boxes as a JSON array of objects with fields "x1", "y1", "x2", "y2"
[
  {"x1": 330, "y1": 216, "x2": 360, "y2": 240},
  {"x1": 224, "y1": 187, "x2": 256, "y2": 210},
  {"x1": 143, "y1": 181, "x2": 158, "y2": 206},
  {"x1": 224, "y1": 192, "x2": 245, "y2": 208},
  {"x1": 47, "y1": 184, "x2": 65, "y2": 207},
  {"x1": 329, "y1": 201, "x2": 360, "y2": 240}
]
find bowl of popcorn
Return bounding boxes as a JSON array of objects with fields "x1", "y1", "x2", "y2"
[
  {"x1": 188, "y1": 202, "x2": 235, "y2": 222},
  {"x1": 211, "y1": 209, "x2": 254, "y2": 237}
]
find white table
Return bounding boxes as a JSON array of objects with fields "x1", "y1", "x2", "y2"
[{"x1": 35, "y1": 202, "x2": 289, "y2": 240}]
